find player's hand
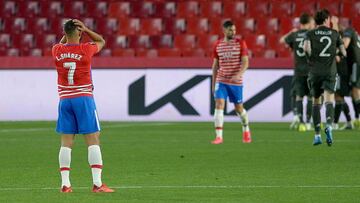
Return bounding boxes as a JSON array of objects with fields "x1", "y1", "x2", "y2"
[
  {"x1": 331, "y1": 16, "x2": 339, "y2": 25},
  {"x1": 335, "y1": 55, "x2": 341, "y2": 63},
  {"x1": 73, "y1": 19, "x2": 88, "y2": 32}
]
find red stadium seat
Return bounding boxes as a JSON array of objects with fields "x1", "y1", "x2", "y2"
[
  {"x1": 98, "y1": 48, "x2": 112, "y2": 57},
  {"x1": 279, "y1": 18, "x2": 296, "y2": 35},
  {"x1": 176, "y1": 1, "x2": 200, "y2": 18},
  {"x1": 198, "y1": 34, "x2": 219, "y2": 50},
  {"x1": 112, "y1": 48, "x2": 135, "y2": 57},
  {"x1": 131, "y1": 1, "x2": 155, "y2": 18},
  {"x1": 186, "y1": 18, "x2": 209, "y2": 35},
  {"x1": 35, "y1": 34, "x2": 57, "y2": 49},
  {"x1": 233, "y1": 18, "x2": 256, "y2": 36},
  {"x1": 63, "y1": 1, "x2": 86, "y2": 18},
  {"x1": 0, "y1": 34, "x2": 11, "y2": 48},
  {"x1": 136, "y1": 49, "x2": 158, "y2": 57},
  {"x1": 158, "y1": 48, "x2": 182, "y2": 57},
  {"x1": 256, "y1": 18, "x2": 279, "y2": 34},
  {"x1": 163, "y1": 18, "x2": 186, "y2": 34},
  {"x1": 140, "y1": 18, "x2": 162, "y2": 35},
  {"x1": 28, "y1": 48, "x2": 42, "y2": 56},
  {"x1": 182, "y1": 48, "x2": 206, "y2": 57},
  {"x1": 27, "y1": 18, "x2": 50, "y2": 33},
  {"x1": 86, "y1": 1, "x2": 108, "y2": 18},
  {"x1": 96, "y1": 18, "x2": 118, "y2": 36},
  {"x1": 341, "y1": 1, "x2": 360, "y2": 18},
  {"x1": 1, "y1": 1, "x2": 16, "y2": 17},
  {"x1": 276, "y1": 45, "x2": 292, "y2": 57},
  {"x1": 112, "y1": 35, "x2": 127, "y2": 49},
  {"x1": 17, "y1": 1, "x2": 41, "y2": 17},
  {"x1": 263, "y1": 49, "x2": 276, "y2": 58},
  {"x1": 174, "y1": 35, "x2": 196, "y2": 50},
  {"x1": 318, "y1": 1, "x2": 340, "y2": 16},
  {"x1": 267, "y1": 34, "x2": 281, "y2": 49},
  {"x1": 154, "y1": 1, "x2": 176, "y2": 18},
  {"x1": 200, "y1": 1, "x2": 223, "y2": 19},
  {"x1": 41, "y1": 1, "x2": 64, "y2": 19},
  {"x1": 293, "y1": 0, "x2": 317, "y2": 16},
  {"x1": 42, "y1": 48, "x2": 52, "y2": 56},
  {"x1": 118, "y1": 18, "x2": 140, "y2": 35},
  {"x1": 128, "y1": 35, "x2": 151, "y2": 49},
  {"x1": 270, "y1": 1, "x2": 294, "y2": 17},
  {"x1": 108, "y1": 2, "x2": 131, "y2": 18},
  {"x1": 244, "y1": 34, "x2": 266, "y2": 50},
  {"x1": 208, "y1": 18, "x2": 224, "y2": 35},
  {"x1": 223, "y1": 1, "x2": 246, "y2": 19},
  {"x1": 7, "y1": 48, "x2": 20, "y2": 56},
  {"x1": 247, "y1": 1, "x2": 270, "y2": 17},
  {"x1": 150, "y1": 34, "x2": 173, "y2": 48},
  {"x1": 12, "y1": 18, "x2": 26, "y2": 34}
]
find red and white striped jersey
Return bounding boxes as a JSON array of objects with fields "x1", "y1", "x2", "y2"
[
  {"x1": 213, "y1": 38, "x2": 248, "y2": 85},
  {"x1": 52, "y1": 42, "x2": 98, "y2": 99}
]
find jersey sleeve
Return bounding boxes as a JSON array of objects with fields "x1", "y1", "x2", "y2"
[
  {"x1": 82, "y1": 42, "x2": 99, "y2": 57},
  {"x1": 51, "y1": 44, "x2": 60, "y2": 57},
  {"x1": 285, "y1": 32, "x2": 294, "y2": 48},
  {"x1": 240, "y1": 40, "x2": 249, "y2": 57},
  {"x1": 212, "y1": 41, "x2": 219, "y2": 59}
]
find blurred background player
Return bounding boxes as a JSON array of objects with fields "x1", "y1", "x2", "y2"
[
  {"x1": 304, "y1": 9, "x2": 347, "y2": 146},
  {"x1": 52, "y1": 19, "x2": 114, "y2": 193},
  {"x1": 332, "y1": 17, "x2": 353, "y2": 130},
  {"x1": 211, "y1": 20, "x2": 251, "y2": 144},
  {"x1": 280, "y1": 13, "x2": 315, "y2": 131},
  {"x1": 341, "y1": 21, "x2": 360, "y2": 129}
]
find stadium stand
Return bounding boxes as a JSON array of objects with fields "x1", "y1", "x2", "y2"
[{"x1": 0, "y1": 0, "x2": 359, "y2": 57}]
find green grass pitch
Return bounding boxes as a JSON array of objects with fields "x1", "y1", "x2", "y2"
[{"x1": 0, "y1": 121, "x2": 360, "y2": 203}]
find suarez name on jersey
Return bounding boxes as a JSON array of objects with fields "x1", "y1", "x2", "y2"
[
  {"x1": 52, "y1": 42, "x2": 98, "y2": 99},
  {"x1": 213, "y1": 38, "x2": 248, "y2": 85}
]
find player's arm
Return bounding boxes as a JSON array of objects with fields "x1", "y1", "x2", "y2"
[
  {"x1": 331, "y1": 16, "x2": 339, "y2": 32},
  {"x1": 279, "y1": 28, "x2": 297, "y2": 46},
  {"x1": 212, "y1": 59, "x2": 219, "y2": 93},
  {"x1": 73, "y1": 19, "x2": 105, "y2": 52},
  {"x1": 342, "y1": 28, "x2": 353, "y2": 49},
  {"x1": 338, "y1": 36, "x2": 347, "y2": 58}
]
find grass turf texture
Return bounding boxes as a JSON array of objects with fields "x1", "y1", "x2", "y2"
[{"x1": 0, "y1": 122, "x2": 359, "y2": 203}]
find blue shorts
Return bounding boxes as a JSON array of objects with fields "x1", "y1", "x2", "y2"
[
  {"x1": 56, "y1": 96, "x2": 101, "y2": 134},
  {"x1": 214, "y1": 82, "x2": 243, "y2": 104}
]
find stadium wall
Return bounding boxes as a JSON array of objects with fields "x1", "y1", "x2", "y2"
[{"x1": 0, "y1": 57, "x2": 314, "y2": 122}]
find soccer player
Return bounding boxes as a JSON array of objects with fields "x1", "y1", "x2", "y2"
[
  {"x1": 331, "y1": 17, "x2": 353, "y2": 130},
  {"x1": 280, "y1": 13, "x2": 315, "y2": 131},
  {"x1": 211, "y1": 20, "x2": 251, "y2": 144},
  {"x1": 52, "y1": 19, "x2": 114, "y2": 193},
  {"x1": 304, "y1": 9, "x2": 347, "y2": 146},
  {"x1": 341, "y1": 22, "x2": 360, "y2": 129}
]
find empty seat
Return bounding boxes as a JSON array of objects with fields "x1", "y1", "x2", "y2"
[
  {"x1": 293, "y1": 0, "x2": 317, "y2": 16},
  {"x1": 12, "y1": 18, "x2": 26, "y2": 34},
  {"x1": 136, "y1": 49, "x2": 158, "y2": 57},
  {"x1": 256, "y1": 18, "x2": 279, "y2": 34},
  {"x1": 131, "y1": 1, "x2": 155, "y2": 17},
  {"x1": 28, "y1": 48, "x2": 42, "y2": 56},
  {"x1": 153, "y1": 1, "x2": 176, "y2": 18},
  {"x1": 163, "y1": 18, "x2": 186, "y2": 34},
  {"x1": 234, "y1": 18, "x2": 255, "y2": 35},
  {"x1": 41, "y1": 1, "x2": 64, "y2": 19},
  {"x1": 96, "y1": 18, "x2": 118, "y2": 35},
  {"x1": 128, "y1": 35, "x2": 151, "y2": 49},
  {"x1": 17, "y1": 1, "x2": 41, "y2": 17},
  {"x1": 182, "y1": 48, "x2": 206, "y2": 57},
  {"x1": 177, "y1": 1, "x2": 200, "y2": 17},
  {"x1": 98, "y1": 48, "x2": 112, "y2": 57},
  {"x1": 158, "y1": 48, "x2": 181, "y2": 57},
  {"x1": 245, "y1": 34, "x2": 266, "y2": 50},
  {"x1": 150, "y1": 34, "x2": 173, "y2": 48},
  {"x1": 186, "y1": 18, "x2": 209, "y2": 35},
  {"x1": 7, "y1": 48, "x2": 20, "y2": 56},
  {"x1": 263, "y1": 49, "x2": 276, "y2": 58},
  {"x1": 63, "y1": 1, "x2": 86, "y2": 18},
  {"x1": 247, "y1": 1, "x2": 270, "y2": 17},
  {"x1": 27, "y1": 18, "x2": 50, "y2": 33},
  {"x1": 223, "y1": 1, "x2": 246, "y2": 18},
  {"x1": 198, "y1": 34, "x2": 219, "y2": 50},
  {"x1": 112, "y1": 48, "x2": 135, "y2": 57},
  {"x1": 271, "y1": 1, "x2": 293, "y2": 17},
  {"x1": 1, "y1": 1, "x2": 16, "y2": 17},
  {"x1": 318, "y1": 1, "x2": 340, "y2": 16},
  {"x1": 0, "y1": 34, "x2": 11, "y2": 48},
  {"x1": 341, "y1": 1, "x2": 360, "y2": 18},
  {"x1": 108, "y1": 2, "x2": 131, "y2": 18},
  {"x1": 174, "y1": 34, "x2": 196, "y2": 49},
  {"x1": 200, "y1": 1, "x2": 223, "y2": 19},
  {"x1": 140, "y1": 18, "x2": 162, "y2": 35},
  {"x1": 267, "y1": 34, "x2": 281, "y2": 49},
  {"x1": 118, "y1": 18, "x2": 140, "y2": 35},
  {"x1": 86, "y1": 1, "x2": 108, "y2": 18},
  {"x1": 35, "y1": 34, "x2": 57, "y2": 49}
]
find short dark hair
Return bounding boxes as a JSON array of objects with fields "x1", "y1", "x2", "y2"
[
  {"x1": 314, "y1": 9, "x2": 330, "y2": 25},
  {"x1": 299, "y1": 13, "x2": 311, "y2": 25},
  {"x1": 223, "y1": 20, "x2": 234, "y2": 29},
  {"x1": 63, "y1": 19, "x2": 77, "y2": 35}
]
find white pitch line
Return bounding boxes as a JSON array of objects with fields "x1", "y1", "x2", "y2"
[
  {"x1": 1, "y1": 185, "x2": 360, "y2": 191},
  {"x1": 0, "y1": 123, "x2": 173, "y2": 133}
]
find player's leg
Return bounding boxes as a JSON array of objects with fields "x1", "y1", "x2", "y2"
[
  {"x1": 294, "y1": 76, "x2": 307, "y2": 131},
  {"x1": 56, "y1": 98, "x2": 78, "y2": 192},
  {"x1": 306, "y1": 97, "x2": 313, "y2": 130},
  {"x1": 212, "y1": 82, "x2": 227, "y2": 144},
  {"x1": 309, "y1": 75, "x2": 322, "y2": 145},
  {"x1": 322, "y1": 75, "x2": 337, "y2": 146},
  {"x1": 351, "y1": 64, "x2": 360, "y2": 128},
  {"x1": 333, "y1": 94, "x2": 344, "y2": 130},
  {"x1": 290, "y1": 77, "x2": 299, "y2": 129},
  {"x1": 341, "y1": 101, "x2": 353, "y2": 130},
  {"x1": 75, "y1": 96, "x2": 114, "y2": 192},
  {"x1": 228, "y1": 84, "x2": 251, "y2": 143}
]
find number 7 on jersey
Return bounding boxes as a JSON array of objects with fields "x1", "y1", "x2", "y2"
[{"x1": 63, "y1": 62, "x2": 76, "y2": 85}]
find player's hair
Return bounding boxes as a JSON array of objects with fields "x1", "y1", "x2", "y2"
[
  {"x1": 299, "y1": 13, "x2": 311, "y2": 25},
  {"x1": 223, "y1": 20, "x2": 234, "y2": 29},
  {"x1": 314, "y1": 9, "x2": 330, "y2": 25},
  {"x1": 63, "y1": 19, "x2": 77, "y2": 36}
]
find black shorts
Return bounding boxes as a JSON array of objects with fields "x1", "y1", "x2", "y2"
[
  {"x1": 336, "y1": 74, "x2": 351, "y2": 97},
  {"x1": 308, "y1": 74, "x2": 337, "y2": 98},
  {"x1": 351, "y1": 63, "x2": 360, "y2": 88},
  {"x1": 294, "y1": 75, "x2": 310, "y2": 97}
]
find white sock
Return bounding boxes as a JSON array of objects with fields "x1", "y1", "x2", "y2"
[
  {"x1": 88, "y1": 145, "x2": 103, "y2": 187},
  {"x1": 315, "y1": 134, "x2": 321, "y2": 138},
  {"x1": 214, "y1": 109, "x2": 224, "y2": 138},
  {"x1": 237, "y1": 109, "x2": 250, "y2": 131},
  {"x1": 59, "y1": 147, "x2": 71, "y2": 187}
]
